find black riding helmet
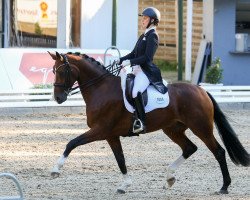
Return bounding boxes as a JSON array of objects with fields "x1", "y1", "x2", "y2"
[{"x1": 139, "y1": 7, "x2": 161, "y2": 28}]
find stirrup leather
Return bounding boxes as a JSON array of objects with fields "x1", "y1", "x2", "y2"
[{"x1": 133, "y1": 118, "x2": 144, "y2": 133}]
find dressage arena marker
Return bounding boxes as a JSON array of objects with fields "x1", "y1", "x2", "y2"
[{"x1": 0, "y1": 173, "x2": 24, "y2": 200}]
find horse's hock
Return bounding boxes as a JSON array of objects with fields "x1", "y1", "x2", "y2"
[{"x1": 0, "y1": 173, "x2": 24, "y2": 200}]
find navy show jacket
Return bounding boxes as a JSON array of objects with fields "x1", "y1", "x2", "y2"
[{"x1": 120, "y1": 29, "x2": 167, "y2": 94}]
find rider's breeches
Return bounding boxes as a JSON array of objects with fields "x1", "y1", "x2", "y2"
[{"x1": 132, "y1": 65, "x2": 150, "y2": 98}]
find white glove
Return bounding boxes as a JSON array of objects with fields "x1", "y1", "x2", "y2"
[
  {"x1": 121, "y1": 60, "x2": 131, "y2": 67},
  {"x1": 115, "y1": 58, "x2": 120, "y2": 64}
]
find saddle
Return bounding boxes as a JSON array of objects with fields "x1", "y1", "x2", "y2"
[
  {"x1": 119, "y1": 66, "x2": 169, "y2": 137},
  {"x1": 125, "y1": 73, "x2": 148, "y2": 107},
  {"x1": 119, "y1": 66, "x2": 169, "y2": 113}
]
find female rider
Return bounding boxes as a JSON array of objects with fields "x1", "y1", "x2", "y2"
[{"x1": 119, "y1": 7, "x2": 167, "y2": 134}]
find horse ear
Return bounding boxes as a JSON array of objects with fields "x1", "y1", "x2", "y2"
[
  {"x1": 47, "y1": 51, "x2": 57, "y2": 60},
  {"x1": 56, "y1": 51, "x2": 64, "y2": 62}
]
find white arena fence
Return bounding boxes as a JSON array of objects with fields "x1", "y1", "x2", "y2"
[
  {"x1": 200, "y1": 85, "x2": 250, "y2": 103},
  {"x1": 0, "y1": 86, "x2": 250, "y2": 108},
  {"x1": 0, "y1": 89, "x2": 84, "y2": 108}
]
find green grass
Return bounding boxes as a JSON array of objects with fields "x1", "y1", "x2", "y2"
[
  {"x1": 31, "y1": 84, "x2": 53, "y2": 89},
  {"x1": 155, "y1": 59, "x2": 178, "y2": 72},
  {"x1": 155, "y1": 59, "x2": 178, "y2": 82}
]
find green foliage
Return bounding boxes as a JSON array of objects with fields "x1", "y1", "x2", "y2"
[
  {"x1": 155, "y1": 59, "x2": 177, "y2": 71},
  {"x1": 205, "y1": 58, "x2": 223, "y2": 84},
  {"x1": 31, "y1": 84, "x2": 53, "y2": 89},
  {"x1": 35, "y1": 22, "x2": 43, "y2": 35}
]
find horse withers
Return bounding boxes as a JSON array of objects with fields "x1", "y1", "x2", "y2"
[{"x1": 49, "y1": 51, "x2": 250, "y2": 194}]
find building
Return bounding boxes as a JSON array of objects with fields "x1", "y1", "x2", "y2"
[
  {"x1": 203, "y1": 0, "x2": 250, "y2": 85},
  {"x1": 0, "y1": 0, "x2": 139, "y2": 50}
]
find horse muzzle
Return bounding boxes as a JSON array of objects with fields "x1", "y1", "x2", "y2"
[{"x1": 54, "y1": 92, "x2": 68, "y2": 104}]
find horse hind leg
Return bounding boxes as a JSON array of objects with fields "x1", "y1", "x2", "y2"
[
  {"x1": 199, "y1": 134, "x2": 231, "y2": 194},
  {"x1": 163, "y1": 125, "x2": 198, "y2": 188},
  {"x1": 190, "y1": 124, "x2": 231, "y2": 194}
]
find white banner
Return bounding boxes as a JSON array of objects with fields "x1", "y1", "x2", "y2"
[
  {"x1": 17, "y1": 0, "x2": 57, "y2": 28},
  {"x1": 0, "y1": 48, "x2": 128, "y2": 90}
]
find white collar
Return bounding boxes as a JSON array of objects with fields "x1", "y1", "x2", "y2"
[{"x1": 144, "y1": 26, "x2": 156, "y2": 35}]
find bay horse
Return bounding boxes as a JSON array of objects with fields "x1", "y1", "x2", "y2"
[{"x1": 49, "y1": 51, "x2": 250, "y2": 194}]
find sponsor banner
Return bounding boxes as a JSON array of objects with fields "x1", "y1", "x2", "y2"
[
  {"x1": 0, "y1": 48, "x2": 128, "y2": 90},
  {"x1": 17, "y1": 0, "x2": 57, "y2": 28}
]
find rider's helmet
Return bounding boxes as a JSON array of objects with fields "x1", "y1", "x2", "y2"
[{"x1": 139, "y1": 7, "x2": 161, "y2": 27}]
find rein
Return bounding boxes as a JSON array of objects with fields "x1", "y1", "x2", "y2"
[
  {"x1": 69, "y1": 72, "x2": 111, "y2": 95},
  {"x1": 54, "y1": 54, "x2": 121, "y2": 96}
]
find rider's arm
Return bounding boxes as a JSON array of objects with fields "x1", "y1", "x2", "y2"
[{"x1": 130, "y1": 33, "x2": 158, "y2": 66}]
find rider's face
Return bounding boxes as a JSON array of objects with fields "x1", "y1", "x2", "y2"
[{"x1": 141, "y1": 16, "x2": 150, "y2": 29}]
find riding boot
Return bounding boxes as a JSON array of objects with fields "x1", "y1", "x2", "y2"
[{"x1": 133, "y1": 92, "x2": 146, "y2": 134}]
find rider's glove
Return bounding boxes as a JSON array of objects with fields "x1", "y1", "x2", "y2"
[
  {"x1": 121, "y1": 60, "x2": 131, "y2": 67},
  {"x1": 115, "y1": 59, "x2": 120, "y2": 64}
]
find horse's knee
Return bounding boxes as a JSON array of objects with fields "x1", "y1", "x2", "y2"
[{"x1": 182, "y1": 144, "x2": 197, "y2": 159}]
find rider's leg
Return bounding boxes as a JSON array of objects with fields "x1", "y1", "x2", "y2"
[
  {"x1": 132, "y1": 70, "x2": 150, "y2": 98},
  {"x1": 133, "y1": 92, "x2": 146, "y2": 133},
  {"x1": 132, "y1": 70, "x2": 150, "y2": 133}
]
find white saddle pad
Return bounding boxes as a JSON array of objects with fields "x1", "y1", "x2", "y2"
[{"x1": 119, "y1": 66, "x2": 170, "y2": 113}]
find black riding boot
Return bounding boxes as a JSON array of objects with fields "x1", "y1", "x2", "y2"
[{"x1": 133, "y1": 92, "x2": 146, "y2": 134}]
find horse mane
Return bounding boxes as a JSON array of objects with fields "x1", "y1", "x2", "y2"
[{"x1": 66, "y1": 52, "x2": 108, "y2": 72}]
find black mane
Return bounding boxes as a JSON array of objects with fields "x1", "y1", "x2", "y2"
[
  {"x1": 66, "y1": 52, "x2": 120, "y2": 76},
  {"x1": 67, "y1": 52, "x2": 105, "y2": 69}
]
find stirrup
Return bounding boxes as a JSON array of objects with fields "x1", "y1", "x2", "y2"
[{"x1": 133, "y1": 119, "x2": 144, "y2": 133}]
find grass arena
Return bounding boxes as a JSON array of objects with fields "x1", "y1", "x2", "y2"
[{"x1": 0, "y1": 108, "x2": 249, "y2": 200}]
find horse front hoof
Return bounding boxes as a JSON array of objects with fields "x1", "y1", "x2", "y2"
[
  {"x1": 167, "y1": 177, "x2": 176, "y2": 188},
  {"x1": 219, "y1": 189, "x2": 229, "y2": 194},
  {"x1": 214, "y1": 189, "x2": 228, "y2": 195},
  {"x1": 116, "y1": 189, "x2": 126, "y2": 194},
  {"x1": 51, "y1": 171, "x2": 60, "y2": 178}
]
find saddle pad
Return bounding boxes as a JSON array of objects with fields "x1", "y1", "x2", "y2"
[{"x1": 119, "y1": 66, "x2": 170, "y2": 113}]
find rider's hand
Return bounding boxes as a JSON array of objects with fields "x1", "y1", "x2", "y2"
[
  {"x1": 115, "y1": 59, "x2": 120, "y2": 64},
  {"x1": 121, "y1": 60, "x2": 131, "y2": 67}
]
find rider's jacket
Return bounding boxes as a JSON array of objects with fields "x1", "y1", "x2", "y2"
[{"x1": 120, "y1": 29, "x2": 167, "y2": 94}]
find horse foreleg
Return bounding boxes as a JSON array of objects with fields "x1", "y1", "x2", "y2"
[
  {"x1": 107, "y1": 137, "x2": 132, "y2": 194},
  {"x1": 51, "y1": 128, "x2": 101, "y2": 177},
  {"x1": 163, "y1": 128, "x2": 197, "y2": 188}
]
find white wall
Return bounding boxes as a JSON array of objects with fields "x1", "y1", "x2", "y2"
[
  {"x1": 81, "y1": 0, "x2": 112, "y2": 49},
  {"x1": 203, "y1": 0, "x2": 214, "y2": 42},
  {"x1": 81, "y1": 0, "x2": 138, "y2": 51},
  {"x1": 117, "y1": 0, "x2": 138, "y2": 50}
]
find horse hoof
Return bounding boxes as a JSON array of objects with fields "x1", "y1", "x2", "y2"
[
  {"x1": 167, "y1": 177, "x2": 176, "y2": 188},
  {"x1": 51, "y1": 172, "x2": 60, "y2": 178},
  {"x1": 116, "y1": 189, "x2": 126, "y2": 194},
  {"x1": 219, "y1": 189, "x2": 228, "y2": 194},
  {"x1": 214, "y1": 190, "x2": 228, "y2": 195}
]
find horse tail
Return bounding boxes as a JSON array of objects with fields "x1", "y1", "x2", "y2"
[{"x1": 207, "y1": 92, "x2": 250, "y2": 167}]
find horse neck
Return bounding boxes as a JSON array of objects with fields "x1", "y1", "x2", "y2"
[
  {"x1": 77, "y1": 59, "x2": 105, "y2": 83},
  {"x1": 76, "y1": 59, "x2": 116, "y2": 102}
]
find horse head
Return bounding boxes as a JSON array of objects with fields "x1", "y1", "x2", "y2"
[{"x1": 48, "y1": 51, "x2": 80, "y2": 104}]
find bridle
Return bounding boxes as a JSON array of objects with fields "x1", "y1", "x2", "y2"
[
  {"x1": 53, "y1": 54, "x2": 121, "y2": 96},
  {"x1": 53, "y1": 54, "x2": 76, "y2": 95}
]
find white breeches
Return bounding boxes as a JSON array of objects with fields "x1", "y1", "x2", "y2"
[{"x1": 132, "y1": 65, "x2": 150, "y2": 98}]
